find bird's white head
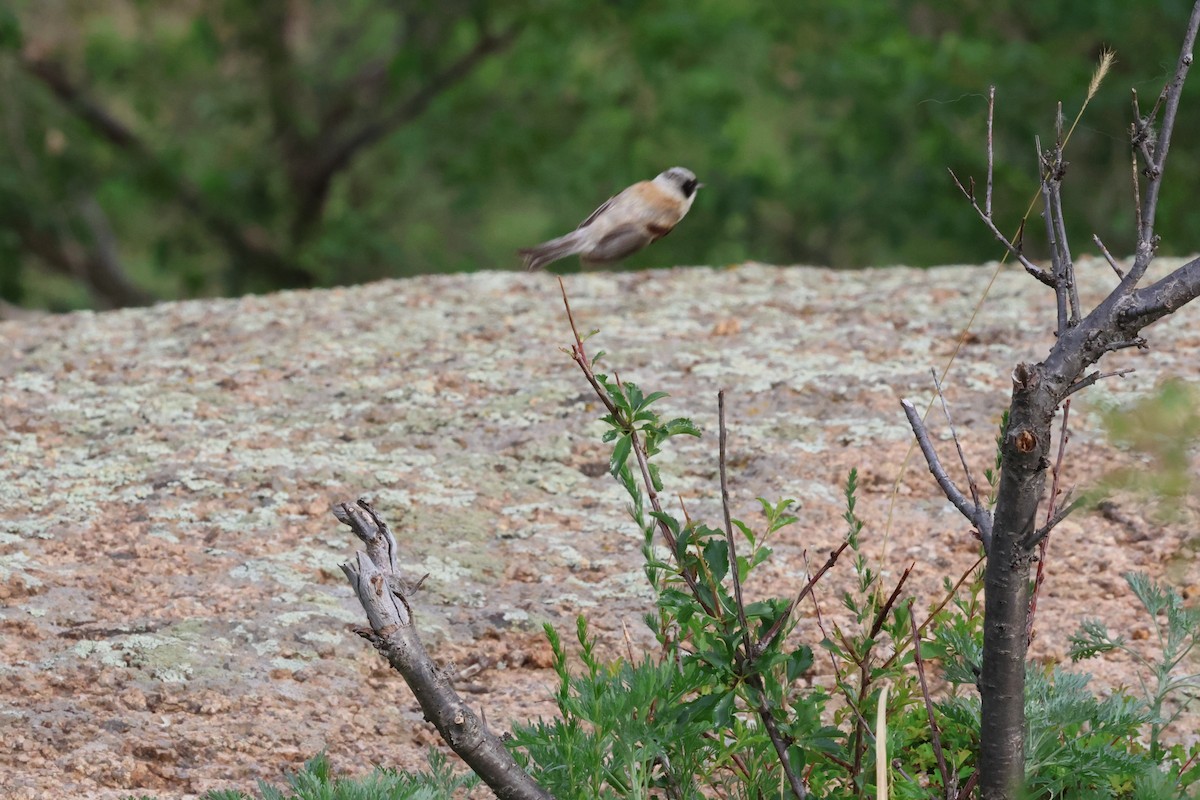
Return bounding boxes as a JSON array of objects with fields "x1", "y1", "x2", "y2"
[{"x1": 654, "y1": 167, "x2": 703, "y2": 200}]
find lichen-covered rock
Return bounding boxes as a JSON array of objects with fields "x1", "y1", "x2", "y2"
[{"x1": 1, "y1": 261, "x2": 1197, "y2": 797}]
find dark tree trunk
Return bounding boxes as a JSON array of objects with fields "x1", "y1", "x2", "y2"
[{"x1": 978, "y1": 363, "x2": 1049, "y2": 799}]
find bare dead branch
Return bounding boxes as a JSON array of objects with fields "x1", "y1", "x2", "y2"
[
  {"x1": 1141, "y1": 8, "x2": 1200, "y2": 238},
  {"x1": 1050, "y1": 172, "x2": 1081, "y2": 325},
  {"x1": 951, "y1": 168, "x2": 1056, "y2": 287},
  {"x1": 334, "y1": 503, "x2": 553, "y2": 800},
  {"x1": 931, "y1": 368, "x2": 980, "y2": 509},
  {"x1": 961, "y1": 14, "x2": 1200, "y2": 794},
  {"x1": 1037, "y1": 137, "x2": 1070, "y2": 334},
  {"x1": 1092, "y1": 234, "x2": 1125, "y2": 278},
  {"x1": 1119, "y1": 254, "x2": 1200, "y2": 328},
  {"x1": 332, "y1": 498, "x2": 400, "y2": 574},
  {"x1": 1023, "y1": 493, "x2": 1085, "y2": 552},
  {"x1": 901, "y1": 399, "x2": 993, "y2": 550},
  {"x1": 1064, "y1": 367, "x2": 1134, "y2": 398},
  {"x1": 1130, "y1": 106, "x2": 1145, "y2": 243},
  {"x1": 986, "y1": 86, "x2": 995, "y2": 218}
]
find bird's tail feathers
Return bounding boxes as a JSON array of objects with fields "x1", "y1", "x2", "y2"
[{"x1": 519, "y1": 231, "x2": 585, "y2": 271}]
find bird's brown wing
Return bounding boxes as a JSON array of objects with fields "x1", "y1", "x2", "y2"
[
  {"x1": 584, "y1": 224, "x2": 655, "y2": 263},
  {"x1": 575, "y1": 196, "x2": 615, "y2": 230},
  {"x1": 576, "y1": 184, "x2": 634, "y2": 229}
]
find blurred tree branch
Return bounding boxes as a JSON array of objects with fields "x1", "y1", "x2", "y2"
[
  {"x1": 264, "y1": 12, "x2": 524, "y2": 244},
  {"x1": 12, "y1": 1, "x2": 522, "y2": 305},
  {"x1": 19, "y1": 51, "x2": 314, "y2": 292},
  {"x1": 12, "y1": 196, "x2": 153, "y2": 309}
]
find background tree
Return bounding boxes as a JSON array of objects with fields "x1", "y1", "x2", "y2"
[
  {"x1": 1, "y1": 0, "x2": 1198, "y2": 311},
  {"x1": 905, "y1": 4, "x2": 1200, "y2": 794}
]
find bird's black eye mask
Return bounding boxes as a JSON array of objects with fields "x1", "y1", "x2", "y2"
[{"x1": 682, "y1": 178, "x2": 699, "y2": 197}]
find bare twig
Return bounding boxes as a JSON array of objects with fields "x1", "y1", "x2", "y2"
[
  {"x1": 1064, "y1": 367, "x2": 1134, "y2": 398},
  {"x1": 559, "y1": 279, "x2": 719, "y2": 617},
  {"x1": 1037, "y1": 135, "x2": 1070, "y2": 334},
  {"x1": 1093, "y1": 234, "x2": 1125, "y2": 278},
  {"x1": 718, "y1": 391, "x2": 753, "y2": 649},
  {"x1": 986, "y1": 86, "x2": 995, "y2": 218},
  {"x1": 901, "y1": 399, "x2": 993, "y2": 550},
  {"x1": 1119, "y1": 6, "x2": 1200, "y2": 292},
  {"x1": 1141, "y1": 9, "x2": 1200, "y2": 238},
  {"x1": 1052, "y1": 176, "x2": 1081, "y2": 325},
  {"x1": 931, "y1": 369, "x2": 980, "y2": 509},
  {"x1": 1046, "y1": 401, "x2": 1072, "y2": 526},
  {"x1": 950, "y1": 169, "x2": 1056, "y2": 286},
  {"x1": 753, "y1": 542, "x2": 850, "y2": 658},
  {"x1": 846, "y1": 566, "x2": 912, "y2": 782},
  {"x1": 1023, "y1": 493, "x2": 1085, "y2": 552},
  {"x1": 870, "y1": 565, "x2": 913, "y2": 642},
  {"x1": 878, "y1": 555, "x2": 985, "y2": 674},
  {"x1": 1130, "y1": 92, "x2": 1145, "y2": 242},
  {"x1": 909, "y1": 601, "x2": 953, "y2": 799}
]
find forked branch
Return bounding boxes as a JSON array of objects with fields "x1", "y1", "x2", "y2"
[{"x1": 333, "y1": 499, "x2": 553, "y2": 800}]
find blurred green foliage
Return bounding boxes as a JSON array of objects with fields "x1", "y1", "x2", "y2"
[
  {"x1": 1, "y1": 0, "x2": 1198, "y2": 310},
  {"x1": 1099, "y1": 379, "x2": 1200, "y2": 516}
]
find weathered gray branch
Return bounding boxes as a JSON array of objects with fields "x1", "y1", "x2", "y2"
[
  {"x1": 1119, "y1": 254, "x2": 1200, "y2": 327},
  {"x1": 901, "y1": 399, "x2": 993, "y2": 550},
  {"x1": 334, "y1": 499, "x2": 554, "y2": 800}
]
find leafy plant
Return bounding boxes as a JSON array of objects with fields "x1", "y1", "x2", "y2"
[
  {"x1": 1070, "y1": 572, "x2": 1200, "y2": 760},
  {"x1": 178, "y1": 750, "x2": 479, "y2": 800}
]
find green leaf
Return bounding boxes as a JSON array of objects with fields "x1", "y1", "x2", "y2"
[
  {"x1": 648, "y1": 462, "x2": 663, "y2": 492},
  {"x1": 609, "y1": 435, "x2": 632, "y2": 478},
  {"x1": 786, "y1": 646, "x2": 814, "y2": 683},
  {"x1": 649, "y1": 510, "x2": 680, "y2": 538},
  {"x1": 679, "y1": 690, "x2": 731, "y2": 725},
  {"x1": 638, "y1": 390, "x2": 669, "y2": 410},
  {"x1": 624, "y1": 381, "x2": 644, "y2": 411},
  {"x1": 703, "y1": 538, "x2": 729, "y2": 584},
  {"x1": 662, "y1": 417, "x2": 702, "y2": 437},
  {"x1": 1068, "y1": 618, "x2": 1119, "y2": 661},
  {"x1": 713, "y1": 689, "x2": 736, "y2": 728},
  {"x1": 750, "y1": 545, "x2": 773, "y2": 569}
]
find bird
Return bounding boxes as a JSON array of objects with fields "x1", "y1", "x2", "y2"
[{"x1": 519, "y1": 167, "x2": 703, "y2": 271}]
